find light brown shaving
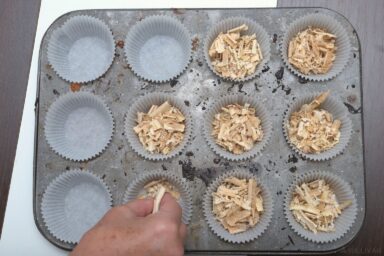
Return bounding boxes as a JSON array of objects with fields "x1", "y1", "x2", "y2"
[
  {"x1": 290, "y1": 179, "x2": 352, "y2": 233},
  {"x1": 209, "y1": 24, "x2": 263, "y2": 79},
  {"x1": 153, "y1": 186, "x2": 166, "y2": 213},
  {"x1": 133, "y1": 101, "x2": 185, "y2": 155},
  {"x1": 287, "y1": 91, "x2": 341, "y2": 154},
  {"x1": 212, "y1": 177, "x2": 263, "y2": 234},
  {"x1": 212, "y1": 103, "x2": 263, "y2": 154},
  {"x1": 288, "y1": 27, "x2": 336, "y2": 75},
  {"x1": 138, "y1": 179, "x2": 180, "y2": 201}
]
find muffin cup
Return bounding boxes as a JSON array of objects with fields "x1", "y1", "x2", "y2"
[
  {"x1": 203, "y1": 94, "x2": 272, "y2": 161},
  {"x1": 122, "y1": 170, "x2": 193, "y2": 224},
  {"x1": 203, "y1": 169, "x2": 273, "y2": 243},
  {"x1": 124, "y1": 15, "x2": 192, "y2": 83},
  {"x1": 44, "y1": 91, "x2": 114, "y2": 162},
  {"x1": 47, "y1": 15, "x2": 115, "y2": 83},
  {"x1": 283, "y1": 170, "x2": 357, "y2": 243},
  {"x1": 282, "y1": 92, "x2": 352, "y2": 161},
  {"x1": 204, "y1": 16, "x2": 271, "y2": 83},
  {"x1": 280, "y1": 13, "x2": 352, "y2": 81},
  {"x1": 124, "y1": 92, "x2": 193, "y2": 161},
  {"x1": 41, "y1": 169, "x2": 113, "y2": 244}
]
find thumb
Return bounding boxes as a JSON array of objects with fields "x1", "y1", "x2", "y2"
[{"x1": 157, "y1": 193, "x2": 182, "y2": 222}]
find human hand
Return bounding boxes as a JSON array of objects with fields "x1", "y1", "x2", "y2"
[{"x1": 70, "y1": 193, "x2": 187, "y2": 256}]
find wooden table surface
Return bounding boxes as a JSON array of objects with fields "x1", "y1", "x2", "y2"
[{"x1": 0, "y1": 0, "x2": 383, "y2": 254}]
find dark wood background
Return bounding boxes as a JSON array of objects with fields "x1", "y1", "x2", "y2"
[{"x1": 0, "y1": 0, "x2": 383, "y2": 254}]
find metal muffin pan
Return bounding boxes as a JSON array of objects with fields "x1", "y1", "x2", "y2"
[{"x1": 34, "y1": 8, "x2": 365, "y2": 253}]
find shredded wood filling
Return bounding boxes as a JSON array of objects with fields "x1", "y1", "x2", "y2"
[
  {"x1": 288, "y1": 91, "x2": 341, "y2": 154},
  {"x1": 212, "y1": 103, "x2": 263, "y2": 155},
  {"x1": 212, "y1": 177, "x2": 263, "y2": 234},
  {"x1": 288, "y1": 27, "x2": 336, "y2": 75},
  {"x1": 138, "y1": 179, "x2": 181, "y2": 213},
  {"x1": 290, "y1": 179, "x2": 352, "y2": 233},
  {"x1": 133, "y1": 101, "x2": 185, "y2": 155},
  {"x1": 209, "y1": 24, "x2": 263, "y2": 79},
  {"x1": 139, "y1": 179, "x2": 180, "y2": 200}
]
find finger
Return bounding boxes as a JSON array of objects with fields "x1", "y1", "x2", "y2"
[
  {"x1": 179, "y1": 223, "x2": 187, "y2": 241},
  {"x1": 122, "y1": 198, "x2": 154, "y2": 217},
  {"x1": 158, "y1": 193, "x2": 182, "y2": 222}
]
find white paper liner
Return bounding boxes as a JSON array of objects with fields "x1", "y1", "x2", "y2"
[
  {"x1": 283, "y1": 170, "x2": 357, "y2": 243},
  {"x1": 44, "y1": 91, "x2": 114, "y2": 162},
  {"x1": 41, "y1": 169, "x2": 113, "y2": 244},
  {"x1": 47, "y1": 15, "x2": 115, "y2": 83},
  {"x1": 203, "y1": 16, "x2": 271, "y2": 83},
  {"x1": 280, "y1": 13, "x2": 352, "y2": 81},
  {"x1": 282, "y1": 92, "x2": 352, "y2": 161},
  {"x1": 124, "y1": 15, "x2": 192, "y2": 83},
  {"x1": 202, "y1": 169, "x2": 273, "y2": 243},
  {"x1": 124, "y1": 92, "x2": 193, "y2": 161},
  {"x1": 122, "y1": 170, "x2": 192, "y2": 224},
  {"x1": 203, "y1": 94, "x2": 272, "y2": 161}
]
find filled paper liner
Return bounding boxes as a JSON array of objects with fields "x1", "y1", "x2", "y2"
[
  {"x1": 44, "y1": 91, "x2": 114, "y2": 162},
  {"x1": 124, "y1": 92, "x2": 193, "y2": 161},
  {"x1": 282, "y1": 92, "x2": 352, "y2": 161},
  {"x1": 283, "y1": 170, "x2": 357, "y2": 243},
  {"x1": 123, "y1": 170, "x2": 192, "y2": 224},
  {"x1": 204, "y1": 16, "x2": 271, "y2": 83},
  {"x1": 124, "y1": 15, "x2": 192, "y2": 83},
  {"x1": 203, "y1": 94, "x2": 272, "y2": 161},
  {"x1": 41, "y1": 169, "x2": 113, "y2": 244},
  {"x1": 280, "y1": 13, "x2": 352, "y2": 81},
  {"x1": 47, "y1": 15, "x2": 115, "y2": 83},
  {"x1": 203, "y1": 169, "x2": 273, "y2": 243}
]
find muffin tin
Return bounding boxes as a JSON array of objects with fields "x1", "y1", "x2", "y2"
[{"x1": 33, "y1": 8, "x2": 365, "y2": 253}]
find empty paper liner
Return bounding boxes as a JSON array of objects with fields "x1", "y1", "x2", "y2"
[
  {"x1": 44, "y1": 91, "x2": 114, "y2": 161},
  {"x1": 124, "y1": 15, "x2": 192, "y2": 83},
  {"x1": 47, "y1": 15, "x2": 115, "y2": 83},
  {"x1": 41, "y1": 169, "x2": 113, "y2": 243}
]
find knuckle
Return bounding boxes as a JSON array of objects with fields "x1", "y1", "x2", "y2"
[{"x1": 153, "y1": 219, "x2": 179, "y2": 236}]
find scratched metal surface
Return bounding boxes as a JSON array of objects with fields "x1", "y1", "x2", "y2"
[{"x1": 34, "y1": 8, "x2": 365, "y2": 253}]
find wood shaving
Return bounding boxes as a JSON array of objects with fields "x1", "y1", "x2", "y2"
[
  {"x1": 212, "y1": 177, "x2": 263, "y2": 234},
  {"x1": 290, "y1": 179, "x2": 352, "y2": 233},
  {"x1": 212, "y1": 103, "x2": 263, "y2": 154},
  {"x1": 209, "y1": 24, "x2": 263, "y2": 79},
  {"x1": 133, "y1": 101, "x2": 185, "y2": 154},
  {"x1": 288, "y1": 27, "x2": 336, "y2": 75},
  {"x1": 287, "y1": 91, "x2": 341, "y2": 154},
  {"x1": 138, "y1": 179, "x2": 181, "y2": 202},
  {"x1": 153, "y1": 186, "x2": 166, "y2": 213}
]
